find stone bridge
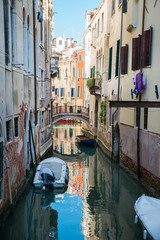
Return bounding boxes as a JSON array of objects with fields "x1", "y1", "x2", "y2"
[{"x1": 52, "y1": 105, "x2": 89, "y2": 125}]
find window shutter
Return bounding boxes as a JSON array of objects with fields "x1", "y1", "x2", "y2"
[
  {"x1": 121, "y1": 44, "x2": 128, "y2": 74},
  {"x1": 71, "y1": 88, "x2": 73, "y2": 97},
  {"x1": 122, "y1": 0, "x2": 127, "y2": 13},
  {"x1": 108, "y1": 47, "x2": 112, "y2": 80},
  {"x1": 142, "y1": 27, "x2": 152, "y2": 67},
  {"x1": 93, "y1": 66, "x2": 95, "y2": 77},
  {"x1": 90, "y1": 68, "x2": 92, "y2": 78},
  {"x1": 115, "y1": 40, "x2": 120, "y2": 77},
  {"x1": 55, "y1": 88, "x2": 57, "y2": 95},
  {"x1": 132, "y1": 36, "x2": 141, "y2": 70}
]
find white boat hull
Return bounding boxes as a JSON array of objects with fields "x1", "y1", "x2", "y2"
[
  {"x1": 33, "y1": 157, "x2": 69, "y2": 189},
  {"x1": 135, "y1": 194, "x2": 160, "y2": 240}
]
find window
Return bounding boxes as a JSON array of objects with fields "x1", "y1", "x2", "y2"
[
  {"x1": 41, "y1": 69, "x2": 45, "y2": 98},
  {"x1": 108, "y1": 47, "x2": 112, "y2": 80},
  {"x1": 23, "y1": 8, "x2": 27, "y2": 71},
  {"x1": 39, "y1": 1, "x2": 44, "y2": 44},
  {"x1": 102, "y1": 13, "x2": 104, "y2": 32},
  {"x1": 142, "y1": 27, "x2": 152, "y2": 67},
  {"x1": 3, "y1": 0, "x2": 10, "y2": 65},
  {"x1": 11, "y1": 2, "x2": 17, "y2": 64},
  {"x1": 27, "y1": 15, "x2": 31, "y2": 72},
  {"x1": 144, "y1": 108, "x2": 148, "y2": 129},
  {"x1": 59, "y1": 40, "x2": 62, "y2": 45},
  {"x1": 64, "y1": 129, "x2": 67, "y2": 139},
  {"x1": 37, "y1": 111, "x2": 39, "y2": 125},
  {"x1": 73, "y1": 66, "x2": 76, "y2": 77},
  {"x1": 65, "y1": 68, "x2": 67, "y2": 77},
  {"x1": 78, "y1": 69, "x2": 81, "y2": 78},
  {"x1": 79, "y1": 54, "x2": 81, "y2": 61},
  {"x1": 98, "y1": 19, "x2": 100, "y2": 37},
  {"x1": 52, "y1": 86, "x2": 55, "y2": 92},
  {"x1": 122, "y1": 0, "x2": 127, "y2": 13},
  {"x1": 115, "y1": 40, "x2": 120, "y2": 77},
  {"x1": 58, "y1": 69, "x2": 61, "y2": 79},
  {"x1": 121, "y1": 44, "x2": 128, "y2": 74},
  {"x1": 61, "y1": 88, "x2": 65, "y2": 97},
  {"x1": 119, "y1": 0, "x2": 122, "y2": 5},
  {"x1": 41, "y1": 111, "x2": 45, "y2": 129},
  {"x1": 48, "y1": 110, "x2": 51, "y2": 125},
  {"x1": 14, "y1": 117, "x2": 19, "y2": 138},
  {"x1": 6, "y1": 120, "x2": 13, "y2": 142},
  {"x1": 77, "y1": 86, "x2": 81, "y2": 98},
  {"x1": 112, "y1": 0, "x2": 115, "y2": 16},
  {"x1": 0, "y1": 142, "x2": 3, "y2": 199},
  {"x1": 71, "y1": 88, "x2": 75, "y2": 97},
  {"x1": 132, "y1": 36, "x2": 141, "y2": 71}
]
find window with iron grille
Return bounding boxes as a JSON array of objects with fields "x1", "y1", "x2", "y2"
[
  {"x1": 14, "y1": 117, "x2": 19, "y2": 138},
  {"x1": 6, "y1": 120, "x2": 13, "y2": 142}
]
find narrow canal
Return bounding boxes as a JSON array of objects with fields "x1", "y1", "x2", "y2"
[{"x1": 0, "y1": 123, "x2": 148, "y2": 240}]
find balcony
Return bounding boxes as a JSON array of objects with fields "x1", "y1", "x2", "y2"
[
  {"x1": 87, "y1": 77, "x2": 101, "y2": 95},
  {"x1": 50, "y1": 56, "x2": 59, "y2": 78}
]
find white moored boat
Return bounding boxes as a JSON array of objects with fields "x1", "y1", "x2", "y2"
[
  {"x1": 33, "y1": 157, "x2": 69, "y2": 190},
  {"x1": 134, "y1": 194, "x2": 160, "y2": 240}
]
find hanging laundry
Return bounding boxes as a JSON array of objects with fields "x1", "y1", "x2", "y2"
[{"x1": 134, "y1": 71, "x2": 145, "y2": 92}]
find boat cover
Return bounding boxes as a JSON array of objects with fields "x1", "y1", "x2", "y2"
[
  {"x1": 40, "y1": 167, "x2": 54, "y2": 177},
  {"x1": 135, "y1": 194, "x2": 160, "y2": 240}
]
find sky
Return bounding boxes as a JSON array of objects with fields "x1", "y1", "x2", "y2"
[{"x1": 53, "y1": 0, "x2": 102, "y2": 45}]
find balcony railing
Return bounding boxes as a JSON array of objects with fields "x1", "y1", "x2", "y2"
[{"x1": 87, "y1": 78, "x2": 101, "y2": 95}]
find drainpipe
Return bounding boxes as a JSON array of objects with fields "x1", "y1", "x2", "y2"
[
  {"x1": 137, "y1": 0, "x2": 146, "y2": 177},
  {"x1": 33, "y1": 0, "x2": 37, "y2": 126},
  {"x1": 111, "y1": 1, "x2": 123, "y2": 161}
]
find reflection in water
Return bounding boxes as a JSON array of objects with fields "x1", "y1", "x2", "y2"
[
  {"x1": 0, "y1": 125, "x2": 148, "y2": 240},
  {"x1": 53, "y1": 124, "x2": 82, "y2": 155}
]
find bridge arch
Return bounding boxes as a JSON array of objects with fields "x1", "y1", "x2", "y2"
[{"x1": 52, "y1": 115, "x2": 89, "y2": 126}]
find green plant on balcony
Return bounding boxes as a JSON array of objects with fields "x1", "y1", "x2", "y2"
[{"x1": 87, "y1": 77, "x2": 95, "y2": 88}]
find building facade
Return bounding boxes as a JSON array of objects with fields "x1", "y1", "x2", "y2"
[
  {"x1": 84, "y1": 0, "x2": 160, "y2": 183},
  {"x1": 0, "y1": 0, "x2": 53, "y2": 214}
]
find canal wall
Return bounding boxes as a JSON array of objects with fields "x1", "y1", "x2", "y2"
[{"x1": 82, "y1": 127, "x2": 160, "y2": 197}]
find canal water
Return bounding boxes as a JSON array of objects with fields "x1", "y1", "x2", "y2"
[{"x1": 0, "y1": 124, "x2": 148, "y2": 240}]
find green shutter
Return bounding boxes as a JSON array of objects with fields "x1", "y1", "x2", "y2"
[
  {"x1": 115, "y1": 40, "x2": 120, "y2": 77},
  {"x1": 108, "y1": 47, "x2": 112, "y2": 80},
  {"x1": 122, "y1": 0, "x2": 127, "y2": 13},
  {"x1": 93, "y1": 66, "x2": 95, "y2": 77},
  {"x1": 90, "y1": 68, "x2": 92, "y2": 78}
]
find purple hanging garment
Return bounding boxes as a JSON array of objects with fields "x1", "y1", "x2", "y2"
[{"x1": 135, "y1": 71, "x2": 145, "y2": 92}]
